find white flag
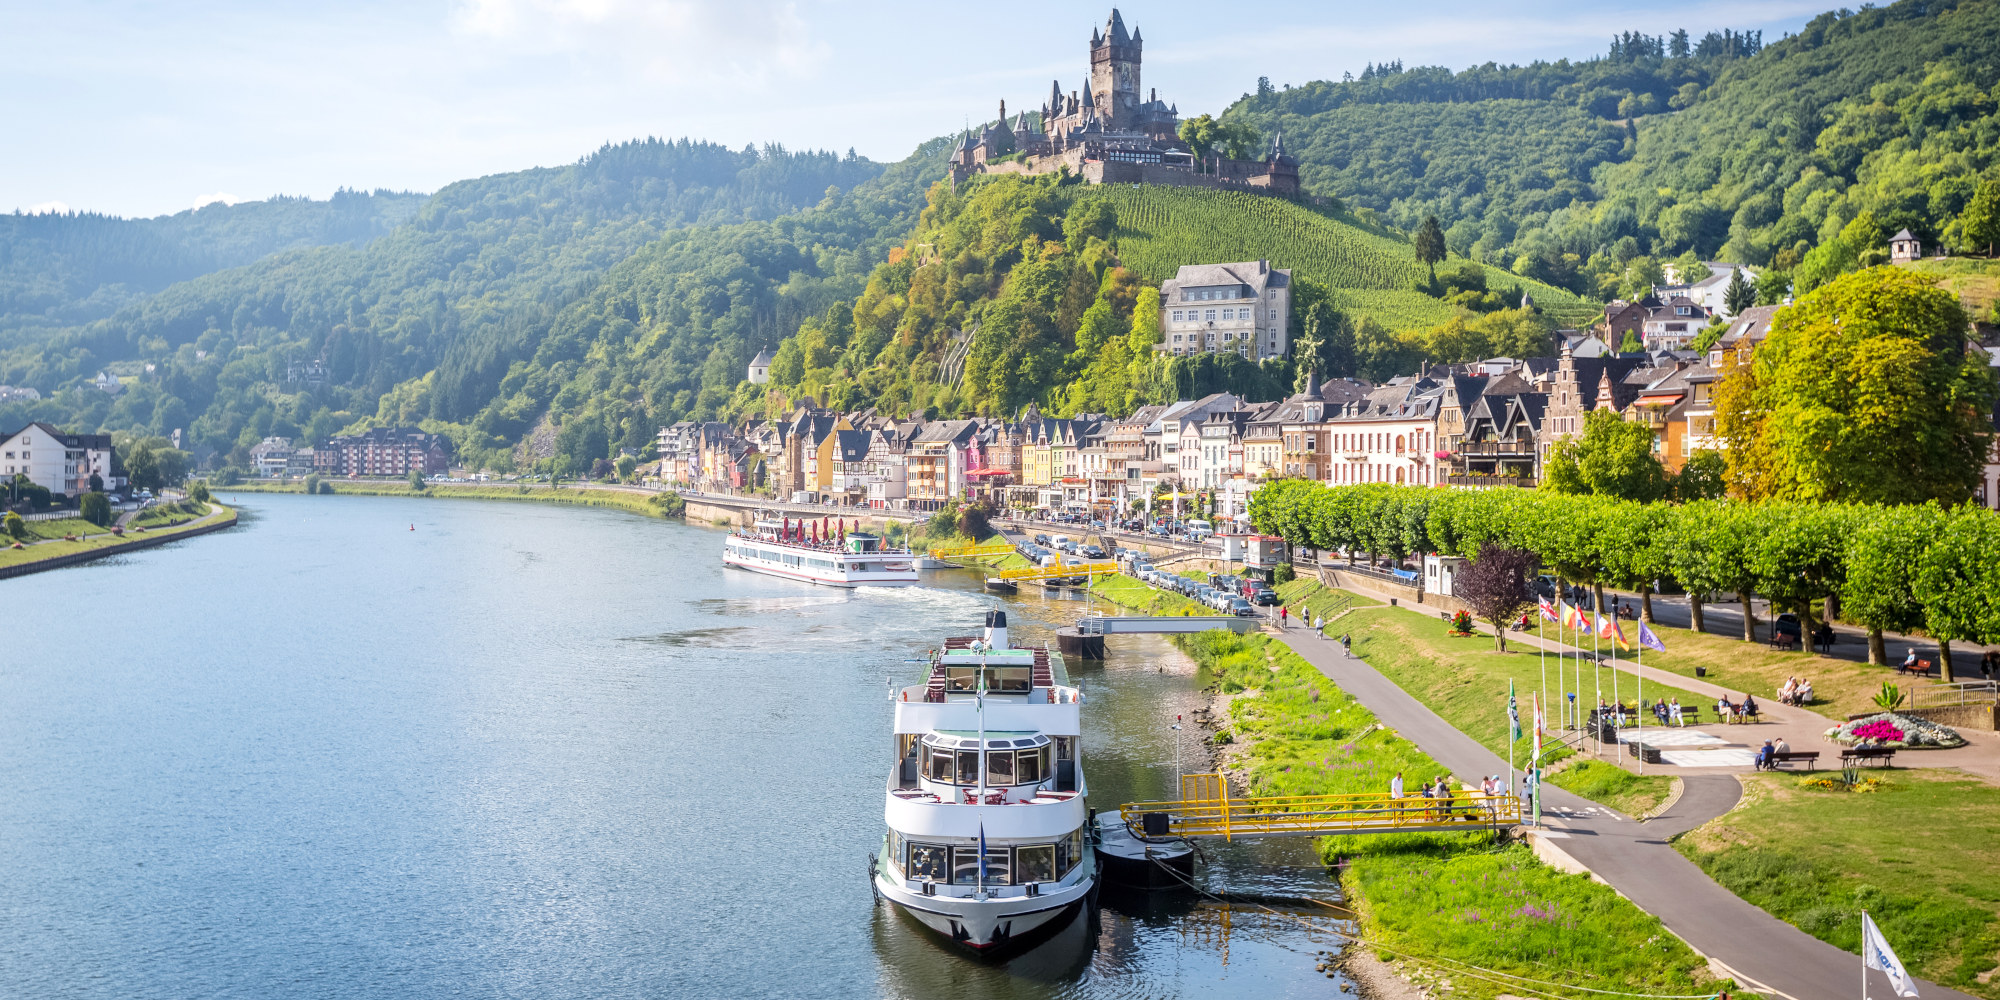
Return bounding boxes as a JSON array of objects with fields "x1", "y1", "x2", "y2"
[{"x1": 1863, "y1": 912, "x2": 1919, "y2": 997}]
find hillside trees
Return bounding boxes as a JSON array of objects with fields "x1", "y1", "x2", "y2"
[{"x1": 1414, "y1": 216, "x2": 1447, "y2": 283}]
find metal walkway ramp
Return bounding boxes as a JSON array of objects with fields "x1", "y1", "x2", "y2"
[
  {"x1": 925, "y1": 539, "x2": 1016, "y2": 559},
  {"x1": 1077, "y1": 615, "x2": 1258, "y2": 635},
  {"x1": 993, "y1": 557, "x2": 1117, "y2": 581},
  {"x1": 1120, "y1": 773, "x2": 1521, "y2": 842}
]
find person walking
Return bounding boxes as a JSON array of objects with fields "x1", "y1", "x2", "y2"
[
  {"x1": 1280, "y1": 605, "x2": 1289, "y2": 629},
  {"x1": 1340, "y1": 633, "x2": 1352, "y2": 658},
  {"x1": 1314, "y1": 615, "x2": 1325, "y2": 640}
]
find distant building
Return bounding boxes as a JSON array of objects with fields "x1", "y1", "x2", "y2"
[
  {"x1": 249, "y1": 437, "x2": 294, "y2": 478},
  {"x1": 1890, "y1": 229, "x2": 1923, "y2": 263},
  {"x1": 0, "y1": 422, "x2": 118, "y2": 496},
  {"x1": 0, "y1": 386, "x2": 42, "y2": 402},
  {"x1": 313, "y1": 428, "x2": 452, "y2": 477},
  {"x1": 747, "y1": 348, "x2": 774, "y2": 385},
  {"x1": 1159, "y1": 260, "x2": 1291, "y2": 360}
]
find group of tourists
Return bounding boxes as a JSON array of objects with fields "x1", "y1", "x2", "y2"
[{"x1": 1776, "y1": 676, "x2": 1815, "y2": 706}]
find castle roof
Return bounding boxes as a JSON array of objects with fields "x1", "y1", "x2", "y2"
[{"x1": 1105, "y1": 9, "x2": 1131, "y2": 45}]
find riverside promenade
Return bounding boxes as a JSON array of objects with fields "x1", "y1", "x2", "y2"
[{"x1": 1271, "y1": 621, "x2": 1979, "y2": 1000}]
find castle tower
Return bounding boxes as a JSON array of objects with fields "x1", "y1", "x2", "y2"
[{"x1": 1089, "y1": 9, "x2": 1141, "y2": 130}]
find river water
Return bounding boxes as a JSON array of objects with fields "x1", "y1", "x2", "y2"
[{"x1": 1, "y1": 493, "x2": 1351, "y2": 998}]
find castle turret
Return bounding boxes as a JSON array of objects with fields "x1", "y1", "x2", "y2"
[{"x1": 1090, "y1": 9, "x2": 1142, "y2": 130}]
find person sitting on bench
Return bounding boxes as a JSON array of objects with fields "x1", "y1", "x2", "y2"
[
  {"x1": 1741, "y1": 694, "x2": 1760, "y2": 721},
  {"x1": 1754, "y1": 740, "x2": 1775, "y2": 770}
]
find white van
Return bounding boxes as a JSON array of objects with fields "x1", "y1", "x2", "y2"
[{"x1": 1186, "y1": 519, "x2": 1214, "y2": 540}]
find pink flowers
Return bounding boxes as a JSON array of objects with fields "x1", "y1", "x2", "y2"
[
  {"x1": 1851, "y1": 720, "x2": 1905, "y2": 742},
  {"x1": 1515, "y1": 902, "x2": 1558, "y2": 922}
]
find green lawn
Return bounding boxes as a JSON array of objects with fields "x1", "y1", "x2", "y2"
[
  {"x1": 20, "y1": 516, "x2": 104, "y2": 541},
  {"x1": 1546, "y1": 760, "x2": 1675, "y2": 819},
  {"x1": 1678, "y1": 771, "x2": 2000, "y2": 997},
  {"x1": 1599, "y1": 619, "x2": 1926, "y2": 721},
  {"x1": 1275, "y1": 578, "x2": 1381, "y2": 624},
  {"x1": 1331, "y1": 600, "x2": 1708, "y2": 766}
]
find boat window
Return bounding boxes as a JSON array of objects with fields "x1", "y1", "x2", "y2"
[
  {"x1": 1015, "y1": 845, "x2": 1055, "y2": 884},
  {"x1": 1060, "y1": 829, "x2": 1084, "y2": 876},
  {"x1": 886, "y1": 829, "x2": 904, "y2": 875},
  {"x1": 945, "y1": 666, "x2": 978, "y2": 692},
  {"x1": 1054, "y1": 736, "x2": 1075, "y2": 760},
  {"x1": 927, "y1": 750, "x2": 954, "y2": 781},
  {"x1": 955, "y1": 750, "x2": 980, "y2": 784},
  {"x1": 1017, "y1": 747, "x2": 1045, "y2": 784},
  {"x1": 985, "y1": 750, "x2": 1015, "y2": 785},
  {"x1": 907, "y1": 842, "x2": 949, "y2": 882},
  {"x1": 990, "y1": 666, "x2": 1031, "y2": 693},
  {"x1": 953, "y1": 846, "x2": 1010, "y2": 885},
  {"x1": 1054, "y1": 836, "x2": 1070, "y2": 876}
]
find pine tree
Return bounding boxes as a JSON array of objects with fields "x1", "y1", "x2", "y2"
[
  {"x1": 1723, "y1": 267, "x2": 1756, "y2": 315},
  {"x1": 1413, "y1": 216, "x2": 1447, "y2": 284}
]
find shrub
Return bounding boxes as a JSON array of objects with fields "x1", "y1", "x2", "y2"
[
  {"x1": 303, "y1": 473, "x2": 321, "y2": 495},
  {"x1": 186, "y1": 480, "x2": 211, "y2": 504},
  {"x1": 1273, "y1": 562, "x2": 1296, "y2": 585},
  {"x1": 79, "y1": 492, "x2": 112, "y2": 527},
  {"x1": 1872, "y1": 682, "x2": 1905, "y2": 711},
  {"x1": 2, "y1": 511, "x2": 22, "y2": 539}
]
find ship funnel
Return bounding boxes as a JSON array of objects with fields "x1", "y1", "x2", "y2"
[{"x1": 983, "y1": 609, "x2": 1009, "y2": 650}]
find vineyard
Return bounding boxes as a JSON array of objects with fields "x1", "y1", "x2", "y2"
[{"x1": 1070, "y1": 185, "x2": 1599, "y2": 328}]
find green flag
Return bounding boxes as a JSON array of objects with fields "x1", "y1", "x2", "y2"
[{"x1": 1508, "y1": 679, "x2": 1522, "y2": 741}]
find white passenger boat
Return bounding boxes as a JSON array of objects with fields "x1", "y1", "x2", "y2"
[
  {"x1": 721, "y1": 517, "x2": 918, "y2": 587},
  {"x1": 873, "y1": 611, "x2": 1096, "y2": 953}
]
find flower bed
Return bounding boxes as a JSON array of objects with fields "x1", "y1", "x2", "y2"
[{"x1": 1824, "y1": 712, "x2": 1966, "y2": 748}]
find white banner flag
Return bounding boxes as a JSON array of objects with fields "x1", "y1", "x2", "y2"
[{"x1": 1863, "y1": 911, "x2": 1919, "y2": 997}]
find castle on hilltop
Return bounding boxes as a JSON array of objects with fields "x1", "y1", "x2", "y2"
[{"x1": 948, "y1": 9, "x2": 1299, "y2": 196}]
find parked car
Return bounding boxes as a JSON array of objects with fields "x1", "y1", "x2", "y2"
[
  {"x1": 1082, "y1": 545, "x2": 1106, "y2": 559},
  {"x1": 1229, "y1": 598, "x2": 1257, "y2": 617},
  {"x1": 1252, "y1": 590, "x2": 1280, "y2": 606},
  {"x1": 1033, "y1": 534, "x2": 1050, "y2": 546}
]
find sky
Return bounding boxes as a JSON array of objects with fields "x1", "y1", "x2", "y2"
[{"x1": 4, "y1": 0, "x2": 1832, "y2": 219}]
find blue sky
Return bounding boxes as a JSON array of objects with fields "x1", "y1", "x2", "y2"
[{"x1": 5, "y1": 0, "x2": 1830, "y2": 219}]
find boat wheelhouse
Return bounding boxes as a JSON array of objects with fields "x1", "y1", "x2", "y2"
[
  {"x1": 722, "y1": 518, "x2": 918, "y2": 587},
  {"x1": 873, "y1": 611, "x2": 1095, "y2": 953}
]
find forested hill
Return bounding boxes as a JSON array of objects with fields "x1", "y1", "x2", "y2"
[
  {"x1": 2, "y1": 189, "x2": 427, "y2": 336},
  {"x1": 0, "y1": 138, "x2": 943, "y2": 468},
  {"x1": 1226, "y1": 0, "x2": 2000, "y2": 298}
]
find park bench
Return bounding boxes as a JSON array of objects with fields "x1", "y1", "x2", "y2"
[
  {"x1": 1770, "y1": 751, "x2": 1820, "y2": 770},
  {"x1": 1840, "y1": 746, "x2": 1897, "y2": 768},
  {"x1": 1894, "y1": 659, "x2": 1937, "y2": 678}
]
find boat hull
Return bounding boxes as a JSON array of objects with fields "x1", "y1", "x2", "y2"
[{"x1": 874, "y1": 865, "x2": 1096, "y2": 953}]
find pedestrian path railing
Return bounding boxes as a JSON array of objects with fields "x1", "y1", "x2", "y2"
[
  {"x1": 993, "y1": 557, "x2": 1117, "y2": 582},
  {"x1": 1120, "y1": 773, "x2": 1520, "y2": 842}
]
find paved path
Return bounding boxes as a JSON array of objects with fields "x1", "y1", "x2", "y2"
[{"x1": 1270, "y1": 623, "x2": 1977, "y2": 1000}]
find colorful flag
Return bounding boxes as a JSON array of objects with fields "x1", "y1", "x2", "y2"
[
  {"x1": 977, "y1": 821, "x2": 989, "y2": 890},
  {"x1": 1538, "y1": 598, "x2": 1558, "y2": 622},
  {"x1": 1508, "y1": 680, "x2": 1521, "y2": 741},
  {"x1": 1863, "y1": 911, "x2": 1919, "y2": 997},
  {"x1": 1533, "y1": 693, "x2": 1544, "y2": 760},
  {"x1": 1638, "y1": 621, "x2": 1666, "y2": 652},
  {"x1": 1564, "y1": 602, "x2": 1592, "y2": 635},
  {"x1": 1601, "y1": 615, "x2": 1632, "y2": 651}
]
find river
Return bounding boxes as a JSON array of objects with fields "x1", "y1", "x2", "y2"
[{"x1": 0, "y1": 493, "x2": 1353, "y2": 998}]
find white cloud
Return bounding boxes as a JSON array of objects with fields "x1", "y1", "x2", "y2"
[
  {"x1": 448, "y1": 0, "x2": 826, "y2": 94},
  {"x1": 192, "y1": 192, "x2": 240, "y2": 210},
  {"x1": 24, "y1": 200, "x2": 72, "y2": 215}
]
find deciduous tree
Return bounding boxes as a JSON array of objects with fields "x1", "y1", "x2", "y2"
[
  {"x1": 1718, "y1": 266, "x2": 1995, "y2": 505},
  {"x1": 1843, "y1": 504, "x2": 1939, "y2": 665},
  {"x1": 1456, "y1": 544, "x2": 1538, "y2": 651},
  {"x1": 1913, "y1": 506, "x2": 2000, "y2": 683}
]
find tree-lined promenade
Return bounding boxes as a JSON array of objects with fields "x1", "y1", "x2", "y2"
[{"x1": 1249, "y1": 480, "x2": 2000, "y2": 680}]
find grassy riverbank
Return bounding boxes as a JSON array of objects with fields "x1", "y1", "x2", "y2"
[
  {"x1": 0, "y1": 502, "x2": 235, "y2": 571},
  {"x1": 1088, "y1": 575, "x2": 1734, "y2": 998},
  {"x1": 218, "y1": 481, "x2": 686, "y2": 519},
  {"x1": 1087, "y1": 573, "x2": 1207, "y2": 615},
  {"x1": 1677, "y1": 770, "x2": 2000, "y2": 997}
]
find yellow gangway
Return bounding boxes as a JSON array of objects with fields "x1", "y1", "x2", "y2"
[
  {"x1": 1122, "y1": 773, "x2": 1520, "y2": 842},
  {"x1": 994, "y1": 555, "x2": 1118, "y2": 582},
  {"x1": 926, "y1": 539, "x2": 1018, "y2": 560}
]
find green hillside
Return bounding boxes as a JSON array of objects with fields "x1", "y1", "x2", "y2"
[
  {"x1": 1226, "y1": 0, "x2": 2000, "y2": 299},
  {"x1": 1081, "y1": 185, "x2": 1598, "y2": 327}
]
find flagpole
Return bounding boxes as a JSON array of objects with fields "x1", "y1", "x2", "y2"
[
  {"x1": 1636, "y1": 629, "x2": 1645, "y2": 774},
  {"x1": 1508, "y1": 679, "x2": 1516, "y2": 796},
  {"x1": 1608, "y1": 611, "x2": 1623, "y2": 764},
  {"x1": 1592, "y1": 599, "x2": 1602, "y2": 759}
]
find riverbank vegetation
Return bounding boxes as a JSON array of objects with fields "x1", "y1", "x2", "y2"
[
  {"x1": 1677, "y1": 770, "x2": 2000, "y2": 997},
  {"x1": 1088, "y1": 573, "x2": 1207, "y2": 615},
  {"x1": 216, "y1": 482, "x2": 686, "y2": 519}
]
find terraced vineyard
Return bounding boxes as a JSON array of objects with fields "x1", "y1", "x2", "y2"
[{"x1": 1072, "y1": 186, "x2": 1599, "y2": 328}]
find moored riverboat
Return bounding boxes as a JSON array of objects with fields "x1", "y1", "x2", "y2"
[
  {"x1": 721, "y1": 518, "x2": 917, "y2": 587},
  {"x1": 873, "y1": 611, "x2": 1096, "y2": 953}
]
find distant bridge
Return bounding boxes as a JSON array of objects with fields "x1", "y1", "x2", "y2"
[{"x1": 1076, "y1": 615, "x2": 1257, "y2": 635}]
